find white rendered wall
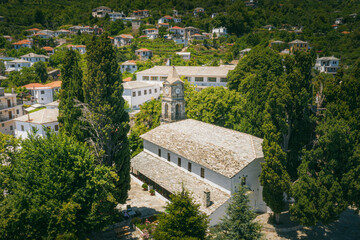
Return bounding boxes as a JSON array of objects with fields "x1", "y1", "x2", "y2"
[
  {"x1": 123, "y1": 86, "x2": 160, "y2": 109},
  {"x1": 15, "y1": 121, "x2": 59, "y2": 139}
]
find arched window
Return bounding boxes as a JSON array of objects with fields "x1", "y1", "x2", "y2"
[
  {"x1": 164, "y1": 104, "x2": 169, "y2": 118},
  {"x1": 175, "y1": 104, "x2": 180, "y2": 120}
]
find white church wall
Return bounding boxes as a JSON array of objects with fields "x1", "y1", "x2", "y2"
[
  {"x1": 231, "y1": 158, "x2": 267, "y2": 213},
  {"x1": 209, "y1": 198, "x2": 230, "y2": 226}
]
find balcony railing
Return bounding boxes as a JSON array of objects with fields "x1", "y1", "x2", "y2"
[{"x1": 0, "y1": 103, "x2": 17, "y2": 111}]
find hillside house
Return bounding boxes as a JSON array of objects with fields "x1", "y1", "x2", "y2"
[
  {"x1": 239, "y1": 48, "x2": 251, "y2": 57},
  {"x1": 67, "y1": 45, "x2": 86, "y2": 54},
  {"x1": 262, "y1": 25, "x2": 276, "y2": 30},
  {"x1": 135, "y1": 48, "x2": 153, "y2": 60},
  {"x1": 289, "y1": 39, "x2": 309, "y2": 53},
  {"x1": 42, "y1": 46, "x2": 54, "y2": 55},
  {"x1": 3, "y1": 36, "x2": 13, "y2": 42},
  {"x1": 92, "y1": 6, "x2": 112, "y2": 18},
  {"x1": 114, "y1": 34, "x2": 133, "y2": 47},
  {"x1": 158, "y1": 15, "x2": 181, "y2": 24},
  {"x1": 23, "y1": 81, "x2": 61, "y2": 104},
  {"x1": 20, "y1": 53, "x2": 49, "y2": 64},
  {"x1": 0, "y1": 88, "x2": 24, "y2": 135},
  {"x1": 314, "y1": 56, "x2": 340, "y2": 74},
  {"x1": 122, "y1": 81, "x2": 160, "y2": 109},
  {"x1": 54, "y1": 29, "x2": 70, "y2": 37},
  {"x1": 14, "y1": 108, "x2": 59, "y2": 139},
  {"x1": 25, "y1": 28, "x2": 41, "y2": 35},
  {"x1": 176, "y1": 52, "x2": 191, "y2": 60},
  {"x1": 39, "y1": 30, "x2": 55, "y2": 37},
  {"x1": 185, "y1": 26, "x2": 201, "y2": 39},
  {"x1": 191, "y1": 33, "x2": 206, "y2": 40},
  {"x1": 169, "y1": 26, "x2": 185, "y2": 37},
  {"x1": 143, "y1": 28, "x2": 159, "y2": 39},
  {"x1": 212, "y1": 27, "x2": 227, "y2": 37},
  {"x1": 335, "y1": 17, "x2": 343, "y2": 25},
  {"x1": 194, "y1": 7, "x2": 205, "y2": 16},
  {"x1": 131, "y1": 9, "x2": 150, "y2": 19},
  {"x1": 12, "y1": 39, "x2": 32, "y2": 49},
  {"x1": 121, "y1": 60, "x2": 138, "y2": 73},
  {"x1": 5, "y1": 59, "x2": 31, "y2": 73}
]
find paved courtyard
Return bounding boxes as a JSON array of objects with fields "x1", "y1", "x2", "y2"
[{"x1": 118, "y1": 176, "x2": 167, "y2": 216}]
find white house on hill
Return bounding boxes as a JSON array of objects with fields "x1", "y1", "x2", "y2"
[
  {"x1": 0, "y1": 88, "x2": 24, "y2": 135},
  {"x1": 131, "y1": 68, "x2": 266, "y2": 226},
  {"x1": 20, "y1": 53, "x2": 49, "y2": 64},
  {"x1": 314, "y1": 56, "x2": 340, "y2": 74},
  {"x1": 14, "y1": 108, "x2": 59, "y2": 139}
]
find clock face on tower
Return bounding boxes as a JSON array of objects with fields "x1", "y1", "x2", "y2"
[{"x1": 175, "y1": 87, "x2": 181, "y2": 94}]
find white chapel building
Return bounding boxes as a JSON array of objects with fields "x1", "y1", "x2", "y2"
[{"x1": 131, "y1": 67, "x2": 267, "y2": 226}]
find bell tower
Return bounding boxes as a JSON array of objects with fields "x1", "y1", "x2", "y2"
[{"x1": 160, "y1": 66, "x2": 186, "y2": 124}]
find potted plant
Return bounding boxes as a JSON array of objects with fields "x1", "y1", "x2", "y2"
[
  {"x1": 150, "y1": 189, "x2": 155, "y2": 196},
  {"x1": 142, "y1": 183, "x2": 148, "y2": 191}
]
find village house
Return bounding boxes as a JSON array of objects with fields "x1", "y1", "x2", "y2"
[
  {"x1": 176, "y1": 52, "x2": 191, "y2": 60},
  {"x1": 39, "y1": 30, "x2": 55, "y2": 37},
  {"x1": 3, "y1": 35, "x2": 13, "y2": 42},
  {"x1": 131, "y1": 67, "x2": 267, "y2": 226},
  {"x1": 29, "y1": 32, "x2": 51, "y2": 39},
  {"x1": 136, "y1": 65, "x2": 236, "y2": 87},
  {"x1": 42, "y1": 46, "x2": 55, "y2": 55},
  {"x1": 67, "y1": 45, "x2": 86, "y2": 54},
  {"x1": 314, "y1": 56, "x2": 340, "y2": 74},
  {"x1": 142, "y1": 28, "x2": 159, "y2": 39},
  {"x1": 92, "y1": 6, "x2": 112, "y2": 18},
  {"x1": 120, "y1": 60, "x2": 138, "y2": 73},
  {"x1": 25, "y1": 28, "x2": 41, "y2": 35},
  {"x1": 194, "y1": 7, "x2": 205, "y2": 16},
  {"x1": 12, "y1": 39, "x2": 32, "y2": 49},
  {"x1": 335, "y1": 17, "x2": 343, "y2": 25},
  {"x1": 23, "y1": 81, "x2": 61, "y2": 104},
  {"x1": 135, "y1": 48, "x2": 153, "y2": 61},
  {"x1": 4, "y1": 59, "x2": 31, "y2": 73},
  {"x1": 157, "y1": 22, "x2": 170, "y2": 29},
  {"x1": 20, "y1": 53, "x2": 49, "y2": 64},
  {"x1": 14, "y1": 108, "x2": 59, "y2": 139},
  {"x1": 122, "y1": 81, "x2": 161, "y2": 109},
  {"x1": 68, "y1": 25, "x2": 102, "y2": 35},
  {"x1": 0, "y1": 88, "x2": 24, "y2": 135},
  {"x1": 239, "y1": 48, "x2": 251, "y2": 58},
  {"x1": 114, "y1": 34, "x2": 133, "y2": 47},
  {"x1": 288, "y1": 39, "x2": 309, "y2": 53},
  {"x1": 212, "y1": 27, "x2": 227, "y2": 37},
  {"x1": 191, "y1": 33, "x2": 207, "y2": 40},
  {"x1": 158, "y1": 15, "x2": 181, "y2": 24},
  {"x1": 109, "y1": 12, "x2": 126, "y2": 21},
  {"x1": 270, "y1": 40, "x2": 285, "y2": 48},
  {"x1": 54, "y1": 29, "x2": 70, "y2": 37},
  {"x1": 169, "y1": 26, "x2": 185, "y2": 37},
  {"x1": 131, "y1": 9, "x2": 150, "y2": 19},
  {"x1": 262, "y1": 25, "x2": 276, "y2": 31},
  {"x1": 185, "y1": 26, "x2": 201, "y2": 39}
]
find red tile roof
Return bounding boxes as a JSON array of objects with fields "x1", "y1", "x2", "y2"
[
  {"x1": 23, "y1": 81, "x2": 62, "y2": 89},
  {"x1": 171, "y1": 26, "x2": 184, "y2": 30},
  {"x1": 136, "y1": 48, "x2": 151, "y2": 52},
  {"x1": 12, "y1": 39, "x2": 32, "y2": 45},
  {"x1": 342, "y1": 31, "x2": 350, "y2": 34},
  {"x1": 25, "y1": 28, "x2": 41, "y2": 32},
  {"x1": 123, "y1": 77, "x2": 132, "y2": 82},
  {"x1": 42, "y1": 46, "x2": 54, "y2": 51},
  {"x1": 45, "y1": 81, "x2": 62, "y2": 88}
]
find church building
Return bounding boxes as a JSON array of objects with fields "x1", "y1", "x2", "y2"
[{"x1": 131, "y1": 67, "x2": 267, "y2": 226}]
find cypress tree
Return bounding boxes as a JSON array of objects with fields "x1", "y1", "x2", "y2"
[
  {"x1": 58, "y1": 49, "x2": 86, "y2": 142},
  {"x1": 83, "y1": 33, "x2": 130, "y2": 203}
]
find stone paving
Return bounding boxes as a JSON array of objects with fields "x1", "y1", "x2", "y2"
[{"x1": 118, "y1": 176, "x2": 167, "y2": 214}]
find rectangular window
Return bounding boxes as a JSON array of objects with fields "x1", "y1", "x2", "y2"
[
  {"x1": 195, "y1": 77, "x2": 204, "y2": 82},
  {"x1": 167, "y1": 153, "x2": 171, "y2": 162},
  {"x1": 158, "y1": 149, "x2": 161, "y2": 157},
  {"x1": 10, "y1": 125, "x2": 13, "y2": 130},
  {"x1": 132, "y1": 92, "x2": 136, "y2": 97},
  {"x1": 54, "y1": 125, "x2": 59, "y2": 131},
  {"x1": 188, "y1": 162, "x2": 192, "y2": 172},
  {"x1": 201, "y1": 168, "x2": 205, "y2": 178},
  {"x1": 220, "y1": 78, "x2": 227, "y2": 82},
  {"x1": 1, "y1": 123, "x2": 4, "y2": 127},
  {"x1": 151, "y1": 76, "x2": 158, "y2": 81},
  {"x1": 149, "y1": 89, "x2": 152, "y2": 94},
  {"x1": 208, "y1": 77, "x2": 216, "y2": 82},
  {"x1": 16, "y1": 109, "x2": 19, "y2": 114},
  {"x1": 143, "y1": 76, "x2": 149, "y2": 80},
  {"x1": 138, "y1": 91, "x2": 141, "y2": 96},
  {"x1": 154, "y1": 88, "x2": 157, "y2": 93},
  {"x1": 21, "y1": 125, "x2": 24, "y2": 131},
  {"x1": 160, "y1": 77, "x2": 167, "y2": 81},
  {"x1": 41, "y1": 90, "x2": 45, "y2": 94},
  {"x1": 144, "y1": 90, "x2": 147, "y2": 95},
  {"x1": 178, "y1": 158, "x2": 181, "y2": 167}
]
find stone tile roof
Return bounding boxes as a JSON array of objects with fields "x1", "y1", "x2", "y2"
[
  {"x1": 141, "y1": 119, "x2": 263, "y2": 178},
  {"x1": 14, "y1": 109, "x2": 58, "y2": 124},
  {"x1": 131, "y1": 151, "x2": 231, "y2": 215},
  {"x1": 289, "y1": 39, "x2": 308, "y2": 44},
  {"x1": 137, "y1": 65, "x2": 236, "y2": 77},
  {"x1": 21, "y1": 53, "x2": 49, "y2": 58}
]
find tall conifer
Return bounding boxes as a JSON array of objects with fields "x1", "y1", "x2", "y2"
[
  {"x1": 83, "y1": 33, "x2": 130, "y2": 203},
  {"x1": 58, "y1": 49, "x2": 86, "y2": 142}
]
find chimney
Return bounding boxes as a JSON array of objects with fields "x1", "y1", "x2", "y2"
[
  {"x1": 203, "y1": 189, "x2": 211, "y2": 208},
  {"x1": 166, "y1": 58, "x2": 171, "y2": 66}
]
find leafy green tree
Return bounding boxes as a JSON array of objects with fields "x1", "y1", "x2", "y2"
[
  {"x1": 83, "y1": 33, "x2": 130, "y2": 203},
  {"x1": 33, "y1": 61, "x2": 48, "y2": 83},
  {"x1": 0, "y1": 132, "x2": 121, "y2": 239},
  {"x1": 154, "y1": 188, "x2": 208, "y2": 240},
  {"x1": 109, "y1": 20, "x2": 125, "y2": 36},
  {"x1": 290, "y1": 119, "x2": 358, "y2": 226},
  {"x1": 34, "y1": 9, "x2": 45, "y2": 25},
  {"x1": 129, "y1": 99, "x2": 161, "y2": 157},
  {"x1": 210, "y1": 185, "x2": 262, "y2": 240},
  {"x1": 5, "y1": 67, "x2": 39, "y2": 87},
  {"x1": 58, "y1": 49, "x2": 86, "y2": 142}
]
